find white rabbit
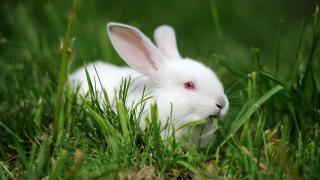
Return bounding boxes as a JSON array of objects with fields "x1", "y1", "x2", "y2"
[{"x1": 69, "y1": 22, "x2": 229, "y2": 147}]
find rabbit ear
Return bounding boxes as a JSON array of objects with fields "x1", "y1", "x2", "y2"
[
  {"x1": 107, "y1": 22, "x2": 166, "y2": 77},
  {"x1": 154, "y1": 25, "x2": 181, "y2": 60}
]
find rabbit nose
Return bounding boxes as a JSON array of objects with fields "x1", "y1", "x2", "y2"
[{"x1": 216, "y1": 96, "x2": 225, "y2": 110}]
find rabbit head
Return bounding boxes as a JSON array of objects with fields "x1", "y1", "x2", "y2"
[{"x1": 107, "y1": 22, "x2": 229, "y2": 129}]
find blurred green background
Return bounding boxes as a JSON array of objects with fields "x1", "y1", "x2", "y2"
[{"x1": 0, "y1": 0, "x2": 317, "y2": 70}]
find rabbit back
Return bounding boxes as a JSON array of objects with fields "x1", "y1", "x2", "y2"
[{"x1": 69, "y1": 61, "x2": 141, "y2": 100}]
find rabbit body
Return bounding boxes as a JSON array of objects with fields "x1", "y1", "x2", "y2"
[
  {"x1": 69, "y1": 61, "x2": 141, "y2": 101},
  {"x1": 69, "y1": 22, "x2": 229, "y2": 147}
]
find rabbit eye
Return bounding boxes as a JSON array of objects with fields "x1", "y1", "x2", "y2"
[{"x1": 184, "y1": 81, "x2": 195, "y2": 90}]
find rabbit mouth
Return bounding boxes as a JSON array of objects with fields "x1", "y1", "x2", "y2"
[
  {"x1": 208, "y1": 114, "x2": 220, "y2": 119},
  {"x1": 208, "y1": 108, "x2": 228, "y2": 119}
]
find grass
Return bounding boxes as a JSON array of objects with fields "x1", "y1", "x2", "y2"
[{"x1": 0, "y1": 0, "x2": 319, "y2": 179}]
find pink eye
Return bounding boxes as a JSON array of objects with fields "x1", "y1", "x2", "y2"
[{"x1": 184, "y1": 81, "x2": 195, "y2": 90}]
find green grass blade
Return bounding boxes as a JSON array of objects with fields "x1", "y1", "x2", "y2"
[
  {"x1": 176, "y1": 119, "x2": 206, "y2": 132},
  {"x1": 0, "y1": 122, "x2": 22, "y2": 142},
  {"x1": 83, "y1": 100, "x2": 121, "y2": 140},
  {"x1": 29, "y1": 137, "x2": 50, "y2": 179},
  {"x1": 220, "y1": 85, "x2": 284, "y2": 147},
  {"x1": 84, "y1": 64, "x2": 97, "y2": 104},
  {"x1": 49, "y1": 150, "x2": 67, "y2": 180},
  {"x1": 117, "y1": 100, "x2": 130, "y2": 140},
  {"x1": 209, "y1": 0, "x2": 223, "y2": 39},
  {"x1": 52, "y1": 0, "x2": 78, "y2": 148},
  {"x1": 176, "y1": 160, "x2": 199, "y2": 176},
  {"x1": 0, "y1": 161, "x2": 13, "y2": 180},
  {"x1": 150, "y1": 104, "x2": 162, "y2": 159},
  {"x1": 13, "y1": 140, "x2": 28, "y2": 168},
  {"x1": 0, "y1": 166, "x2": 7, "y2": 180}
]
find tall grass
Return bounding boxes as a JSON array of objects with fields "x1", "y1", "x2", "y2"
[{"x1": 0, "y1": 0, "x2": 319, "y2": 179}]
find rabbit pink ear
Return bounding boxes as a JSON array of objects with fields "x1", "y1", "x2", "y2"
[
  {"x1": 154, "y1": 25, "x2": 181, "y2": 60},
  {"x1": 107, "y1": 22, "x2": 166, "y2": 77}
]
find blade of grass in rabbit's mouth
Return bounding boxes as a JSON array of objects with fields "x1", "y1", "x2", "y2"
[{"x1": 175, "y1": 117, "x2": 218, "y2": 132}]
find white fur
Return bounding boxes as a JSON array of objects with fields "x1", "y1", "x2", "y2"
[{"x1": 69, "y1": 22, "x2": 229, "y2": 147}]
